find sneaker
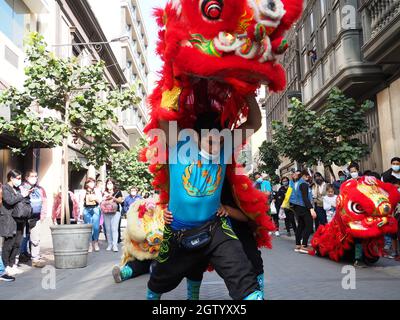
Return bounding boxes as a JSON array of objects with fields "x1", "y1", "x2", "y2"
[
  {"x1": 32, "y1": 260, "x2": 46, "y2": 268},
  {"x1": 274, "y1": 231, "x2": 280, "y2": 237},
  {"x1": 354, "y1": 260, "x2": 368, "y2": 268},
  {"x1": 112, "y1": 245, "x2": 119, "y2": 252},
  {"x1": 383, "y1": 250, "x2": 395, "y2": 259},
  {"x1": 106, "y1": 245, "x2": 112, "y2": 251},
  {"x1": 112, "y1": 266, "x2": 122, "y2": 283},
  {"x1": 94, "y1": 242, "x2": 100, "y2": 252},
  {"x1": 0, "y1": 274, "x2": 15, "y2": 282},
  {"x1": 5, "y1": 267, "x2": 16, "y2": 277},
  {"x1": 10, "y1": 265, "x2": 23, "y2": 275},
  {"x1": 88, "y1": 243, "x2": 93, "y2": 253},
  {"x1": 299, "y1": 246, "x2": 311, "y2": 254},
  {"x1": 294, "y1": 246, "x2": 301, "y2": 253}
]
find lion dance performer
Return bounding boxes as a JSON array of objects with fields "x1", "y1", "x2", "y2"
[
  {"x1": 311, "y1": 176, "x2": 400, "y2": 267},
  {"x1": 134, "y1": 0, "x2": 304, "y2": 300}
]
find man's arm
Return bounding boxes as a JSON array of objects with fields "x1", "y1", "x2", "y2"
[{"x1": 235, "y1": 94, "x2": 262, "y2": 145}]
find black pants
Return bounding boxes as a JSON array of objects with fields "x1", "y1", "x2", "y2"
[
  {"x1": 284, "y1": 209, "x2": 297, "y2": 233},
  {"x1": 2, "y1": 221, "x2": 25, "y2": 267},
  {"x1": 148, "y1": 218, "x2": 259, "y2": 300},
  {"x1": 126, "y1": 259, "x2": 153, "y2": 278},
  {"x1": 271, "y1": 214, "x2": 279, "y2": 231},
  {"x1": 231, "y1": 220, "x2": 264, "y2": 275},
  {"x1": 314, "y1": 206, "x2": 327, "y2": 231},
  {"x1": 294, "y1": 205, "x2": 313, "y2": 247}
]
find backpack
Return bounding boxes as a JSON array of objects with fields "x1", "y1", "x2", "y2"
[{"x1": 30, "y1": 187, "x2": 43, "y2": 216}]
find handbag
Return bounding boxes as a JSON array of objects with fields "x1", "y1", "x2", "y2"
[
  {"x1": 100, "y1": 200, "x2": 119, "y2": 214},
  {"x1": 270, "y1": 201, "x2": 277, "y2": 215},
  {"x1": 12, "y1": 200, "x2": 32, "y2": 220}
]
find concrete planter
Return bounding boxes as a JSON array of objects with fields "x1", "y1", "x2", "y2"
[{"x1": 50, "y1": 224, "x2": 92, "y2": 269}]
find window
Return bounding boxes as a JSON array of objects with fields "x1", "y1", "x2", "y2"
[
  {"x1": 335, "y1": 6, "x2": 341, "y2": 35},
  {"x1": 310, "y1": 11, "x2": 315, "y2": 33},
  {"x1": 0, "y1": 0, "x2": 30, "y2": 48},
  {"x1": 321, "y1": 24, "x2": 328, "y2": 50},
  {"x1": 320, "y1": 0, "x2": 325, "y2": 17}
]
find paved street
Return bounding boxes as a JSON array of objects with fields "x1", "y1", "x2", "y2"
[{"x1": 1, "y1": 220, "x2": 399, "y2": 300}]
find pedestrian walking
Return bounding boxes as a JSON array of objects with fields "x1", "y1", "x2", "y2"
[
  {"x1": 101, "y1": 178, "x2": 123, "y2": 252},
  {"x1": 0, "y1": 170, "x2": 32, "y2": 277},
  {"x1": 289, "y1": 169, "x2": 317, "y2": 254},
  {"x1": 82, "y1": 178, "x2": 102, "y2": 252}
]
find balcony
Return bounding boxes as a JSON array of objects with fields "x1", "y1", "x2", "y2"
[
  {"x1": 360, "y1": 0, "x2": 400, "y2": 66},
  {"x1": 23, "y1": 0, "x2": 49, "y2": 13}
]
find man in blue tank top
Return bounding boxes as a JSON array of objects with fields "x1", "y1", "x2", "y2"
[{"x1": 147, "y1": 93, "x2": 265, "y2": 300}]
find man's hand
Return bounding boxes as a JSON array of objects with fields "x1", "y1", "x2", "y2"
[
  {"x1": 216, "y1": 205, "x2": 229, "y2": 218},
  {"x1": 163, "y1": 210, "x2": 174, "y2": 225}
]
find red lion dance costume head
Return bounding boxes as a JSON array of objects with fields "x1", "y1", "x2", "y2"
[
  {"x1": 141, "y1": 0, "x2": 304, "y2": 248},
  {"x1": 311, "y1": 177, "x2": 400, "y2": 262}
]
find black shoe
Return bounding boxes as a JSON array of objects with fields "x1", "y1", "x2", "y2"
[
  {"x1": 0, "y1": 274, "x2": 16, "y2": 282},
  {"x1": 19, "y1": 253, "x2": 31, "y2": 263}
]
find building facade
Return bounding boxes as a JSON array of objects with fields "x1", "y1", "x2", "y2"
[{"x1": 264, "y1": 0, "x2": 400, "y2": 177}]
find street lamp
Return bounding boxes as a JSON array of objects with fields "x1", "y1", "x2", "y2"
[{"x1": 51, "y1": 35, "x2": 130, "y2": 47}]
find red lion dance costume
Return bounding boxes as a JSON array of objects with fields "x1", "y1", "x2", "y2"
[
  {"x1": 140, "y1": 0, "x2": 304, "y2": 250},
  {"x1": 311, "y1": 177, "x2": 400, "y2": 263}
]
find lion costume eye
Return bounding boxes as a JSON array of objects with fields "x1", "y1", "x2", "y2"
[
  {"x1": 201, "y1": 0, "x2": 223, "y2": 20},
  {"x1": 348, "y1": 201, "x2": 365, "y2": 214}
]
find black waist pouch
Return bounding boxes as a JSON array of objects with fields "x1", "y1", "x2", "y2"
[{"x1": 178, "y1": 219, "x2": 218, "y2": 251}]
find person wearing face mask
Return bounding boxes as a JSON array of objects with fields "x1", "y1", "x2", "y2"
[
  {"x1": 381, "y1": 157, "x2": 400, "y2": 260},
  {"x1": 311, "y1": 172, "x2": 327, "y2": 232},
  {"x1": 333, "y1": 171, "x2": 347, "y2": 195},
  {"x1": 289, "y1": 169, "x2": 317, "y2": 254},
  {"x1": 382, "y1": 157, "x2": 400, "y2": 185},
  {"x1": 122, "y1": 187, "x2": 143, "y2": 215},
  {"x1": 0, "y1": 170, "x2": 32, "y2": 277},
  {"x1": 346, "y1": 162, "x2": 368, "y2": 268},
  {"x1": 82, "y1": 178, "x2": 102, "y2": 252},
  {"x1": 274, "y1": 176, "x2": 297, "y2": 237},
  {"x1": 101, "y1": 178, "x2": 124, "y2": 252},
  {"x1": 348, "y1": 162, "x2": 360, "y2": 180},
  {"x1": 19, "y1": 170, "x2": 47, "y2": 268}
]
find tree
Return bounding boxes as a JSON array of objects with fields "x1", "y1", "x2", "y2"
[
  {"x1": 108, "y1": 139, "x2": 153, "y2": 193},
  {"x1": 272, "y1": 88, "x2": 373, "y2": 179},
  {"x1": 0, "y1": 33, "x2": 141, "y2": 223},
  {"x1": 257, "y1": 141, "x2": 280, "y2": 177}
]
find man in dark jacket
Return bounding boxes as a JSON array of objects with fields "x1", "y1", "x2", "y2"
[
  {"x1": 382, "y1": 157, "x2": 400, "y2": 185},
  {"x1": 0, "y1": 170, "x2": 31, "y2": 277}
]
